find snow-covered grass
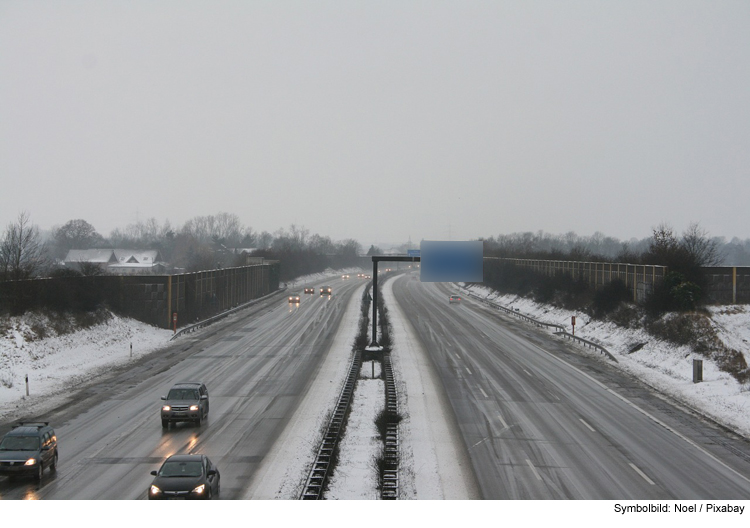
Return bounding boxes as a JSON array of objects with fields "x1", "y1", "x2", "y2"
[
  {"x1": 460, "y1": 283, "x2": 750, "y2": 438},
  {"x1": 326, "y1": 363, "x2": 383, "y2": 499},
  {"x1": 0, "y1": 311, "x2": 172, "y2": 423}
]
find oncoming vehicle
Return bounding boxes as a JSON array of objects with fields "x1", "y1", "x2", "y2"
[
  {"x1": 341, "y1": 274, "x2": 350, "y2": 280},
  {"x1": 288, "y1": 293, "x2": 301, "y2": 303},
  {"x1": 161, "y1": 382, "x2": 209, "y2": 428},
  {"x1": 320, "y1": 286, "x2": 332, "y2": 296},
  {"x1": 304, "y1": 287, "x2": 315, "y2": 295},
  {"x1": 149, "y1": 454, "x2": 220, "y2": 500},
  {"x1": 0, "y1": 422, "x2": 58, "y2": 481},
  {"x1": 449, "y1": 295, "x2": 462, "y2": 304}
]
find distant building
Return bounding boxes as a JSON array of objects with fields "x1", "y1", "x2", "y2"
[
  {"x1": 64, "y1": 249, "x2": 166, "y2": 275},
  {"x1": 109, "y1": 250, "x2": 166, "y2": 275},
  {"x1": 63, "y1": 249, "x2": 118, "y2": 273},
  {"x1": 230, "y1": 248, "x2": 264, "y2": 265}
]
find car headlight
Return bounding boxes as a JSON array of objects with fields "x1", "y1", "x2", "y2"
[
  {"x1": 24, "y1": 458, "x2": 37, "y2": 466},
  {"x1": 192, "y1": 484, "x2": 205, "y2": 494},
  {"x1": 162, "y1": 405, "x2": 171, "y2": 411},
  {"x1": 150, "y1": 485, "x2": 161, "y2": 495},
  {"x1": 189, "y1": 405, "x2": 199, "y2": 411}
]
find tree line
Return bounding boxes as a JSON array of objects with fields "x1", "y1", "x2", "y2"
[
  {"x1": 0, "y1": 211, "x2": 363, "y2": 283},
  {"x1": 482, "y1": 222, "x2": 734, "y2": 314},
  {"x1": 480, "y1": 223, "x2": 750, "y2": 267}
]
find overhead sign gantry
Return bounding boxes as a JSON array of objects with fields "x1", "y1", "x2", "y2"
[{"x1": 368, "y1": 240, "x2": 483, "y2": 348}]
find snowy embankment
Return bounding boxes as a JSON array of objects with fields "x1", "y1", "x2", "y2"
[
  {"x1": 461, "y1": 284, "x2": 750, "y2": 439},
  {"x1": 0, "y1": 311, "x2": 172, "y2": 422}
]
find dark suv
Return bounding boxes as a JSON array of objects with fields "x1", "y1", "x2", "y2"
[
  {"x1": 161, "y1": 382, "x2": 209, "y2": 428},
  {"x1": 0, "y1": 422, "x2": 58, "y2": 481}
]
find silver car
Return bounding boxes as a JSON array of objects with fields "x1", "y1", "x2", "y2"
[{"x1": 161, "y1": 382, "x2": 209, "y2": 428}]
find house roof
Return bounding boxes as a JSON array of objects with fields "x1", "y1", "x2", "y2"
[
  {"x1": 64, "y1": 249, "x2": 117, "y2": 264},
  {"x1": 113, "y1": 249, "x2": 161, "y2": 264},
  {"x1": 64, "y1": 249, "x2": 163, "y2": 266}
]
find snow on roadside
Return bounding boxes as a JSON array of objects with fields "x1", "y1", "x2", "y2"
[
  {"x1": 326, "y1": 364, "x2": 383, "y2": 500},
  {"x1": 0, "y1": 312, "x2": 172, "y2": 422},
  {"x1": 461, "y1": 283, "x2": 750, "y2": 438}
]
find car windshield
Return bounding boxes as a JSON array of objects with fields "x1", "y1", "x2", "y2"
[
  {"x1": 0, "y1": 435, "x2": 40, "y2": 451},
  {"x1": 159, "y1": 460, "x2": 203, "y2": 478},
  {"x1": 167, "y1": 389, "x2": 199, "y2": 400}
]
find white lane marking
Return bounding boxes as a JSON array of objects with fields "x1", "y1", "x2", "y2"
[
  {"x1": 525, "y1": 341, "x2": 750, "y2": 485},
  {"x1": 498, "y1": 413, "x2": 508, "y2": 429},
  {"x1": 455, "y1": 353, "x2": 461, "y2": 361},
  {"x1": 629, "y1": 463, "x2": 656, "y2": 485},
  {"x1": 471, "y1": 437, "x2": 490, "y2": 449},
  {"x1": 523, "y1": 368, "x2": 531, "y2": 376},
  {"x1": 579, "y1": 418, "x2": 596, "y2": 432},
  {"x1": 479, "y1": 387, "x2": 488, "y2": 398},
  {"x1": 465, "y1": 367, "x2": 473, "y2": 375},
  {"x1": 526, "y1": 459, "x2": 543, "y2": 481}
]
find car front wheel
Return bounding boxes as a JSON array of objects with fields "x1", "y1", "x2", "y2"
[
  {"x1": 35, "y1": 463, "x2": 43, "y2": 482},
  {"x1": 50, "y1": 452, "x2": 58, "y2": 472}
]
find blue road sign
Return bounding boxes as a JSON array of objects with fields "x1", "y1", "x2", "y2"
[
  {"x1": 420, "y1": 240, "x2": 483, "y2": 282},
  {"x1": 407, "y1": 250, "x2": 421, "y2": 257}
]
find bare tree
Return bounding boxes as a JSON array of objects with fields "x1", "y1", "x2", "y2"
[
  {"x1": 681, "y1": 222, "x2": 722, "y2": 267},
  {"x1": 0, "y1": 211, "x2": 46, "y2": 281}
]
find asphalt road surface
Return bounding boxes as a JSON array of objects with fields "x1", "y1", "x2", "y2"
[
  {"x1": 389, "y1": 273, "x2": 750, "y2": 499},
  {"x1": 0, "y1": 276, "x2": 363, "y2": 499}
]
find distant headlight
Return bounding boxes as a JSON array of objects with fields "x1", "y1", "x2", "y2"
[
  {"x1": 150, "y1": 485, "x2": 161, "y2": 495},
  {"x1": 192, "y1": 484, "x2": 205, "y2": 494},
  {"x1": 162, "y1": 405, "x2": 171, "y2": 411},
  {"x1": 189, "y1": 405, "x2": 199, "y2": 411},
  {"x1": 25, "y1": 458, "x2": 37, "y2": 466}
]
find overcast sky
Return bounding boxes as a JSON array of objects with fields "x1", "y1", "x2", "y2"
[{"x1": 2, "y1": 1, "x2": 749, "y2": 248}]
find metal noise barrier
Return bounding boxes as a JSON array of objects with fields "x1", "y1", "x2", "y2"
[
  {"x1": 300, "y1": 350, "x2": 362, "y2": 500},
  {"x1": 381, "y1": 353, "x2": 399, "y2": 500}
]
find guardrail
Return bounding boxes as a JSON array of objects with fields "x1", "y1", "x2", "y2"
[
  {"x1": 465, "y1": 291, "x2": 565, "y2": 332},
  {"x1": 463, "y1": 290, "x2": 617, "y2": 362},
  {"x1": 169, "y1": 287, "x2": 287, "y2": 341},
  {"x1": 301, "y1": 350, "x2": 362, "y2": 499},
  {"x1": 553, "y1": 331, "x2": 617, "y2": 362}
]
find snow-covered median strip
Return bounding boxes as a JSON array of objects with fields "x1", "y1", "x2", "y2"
[{"x1": 326, "y1": 367, "x2": 383, "y2": 499}]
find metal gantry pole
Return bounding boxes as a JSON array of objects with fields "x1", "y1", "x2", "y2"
[{"x1": 371, "y1": 259, "x2": 379, "y2": 346}]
